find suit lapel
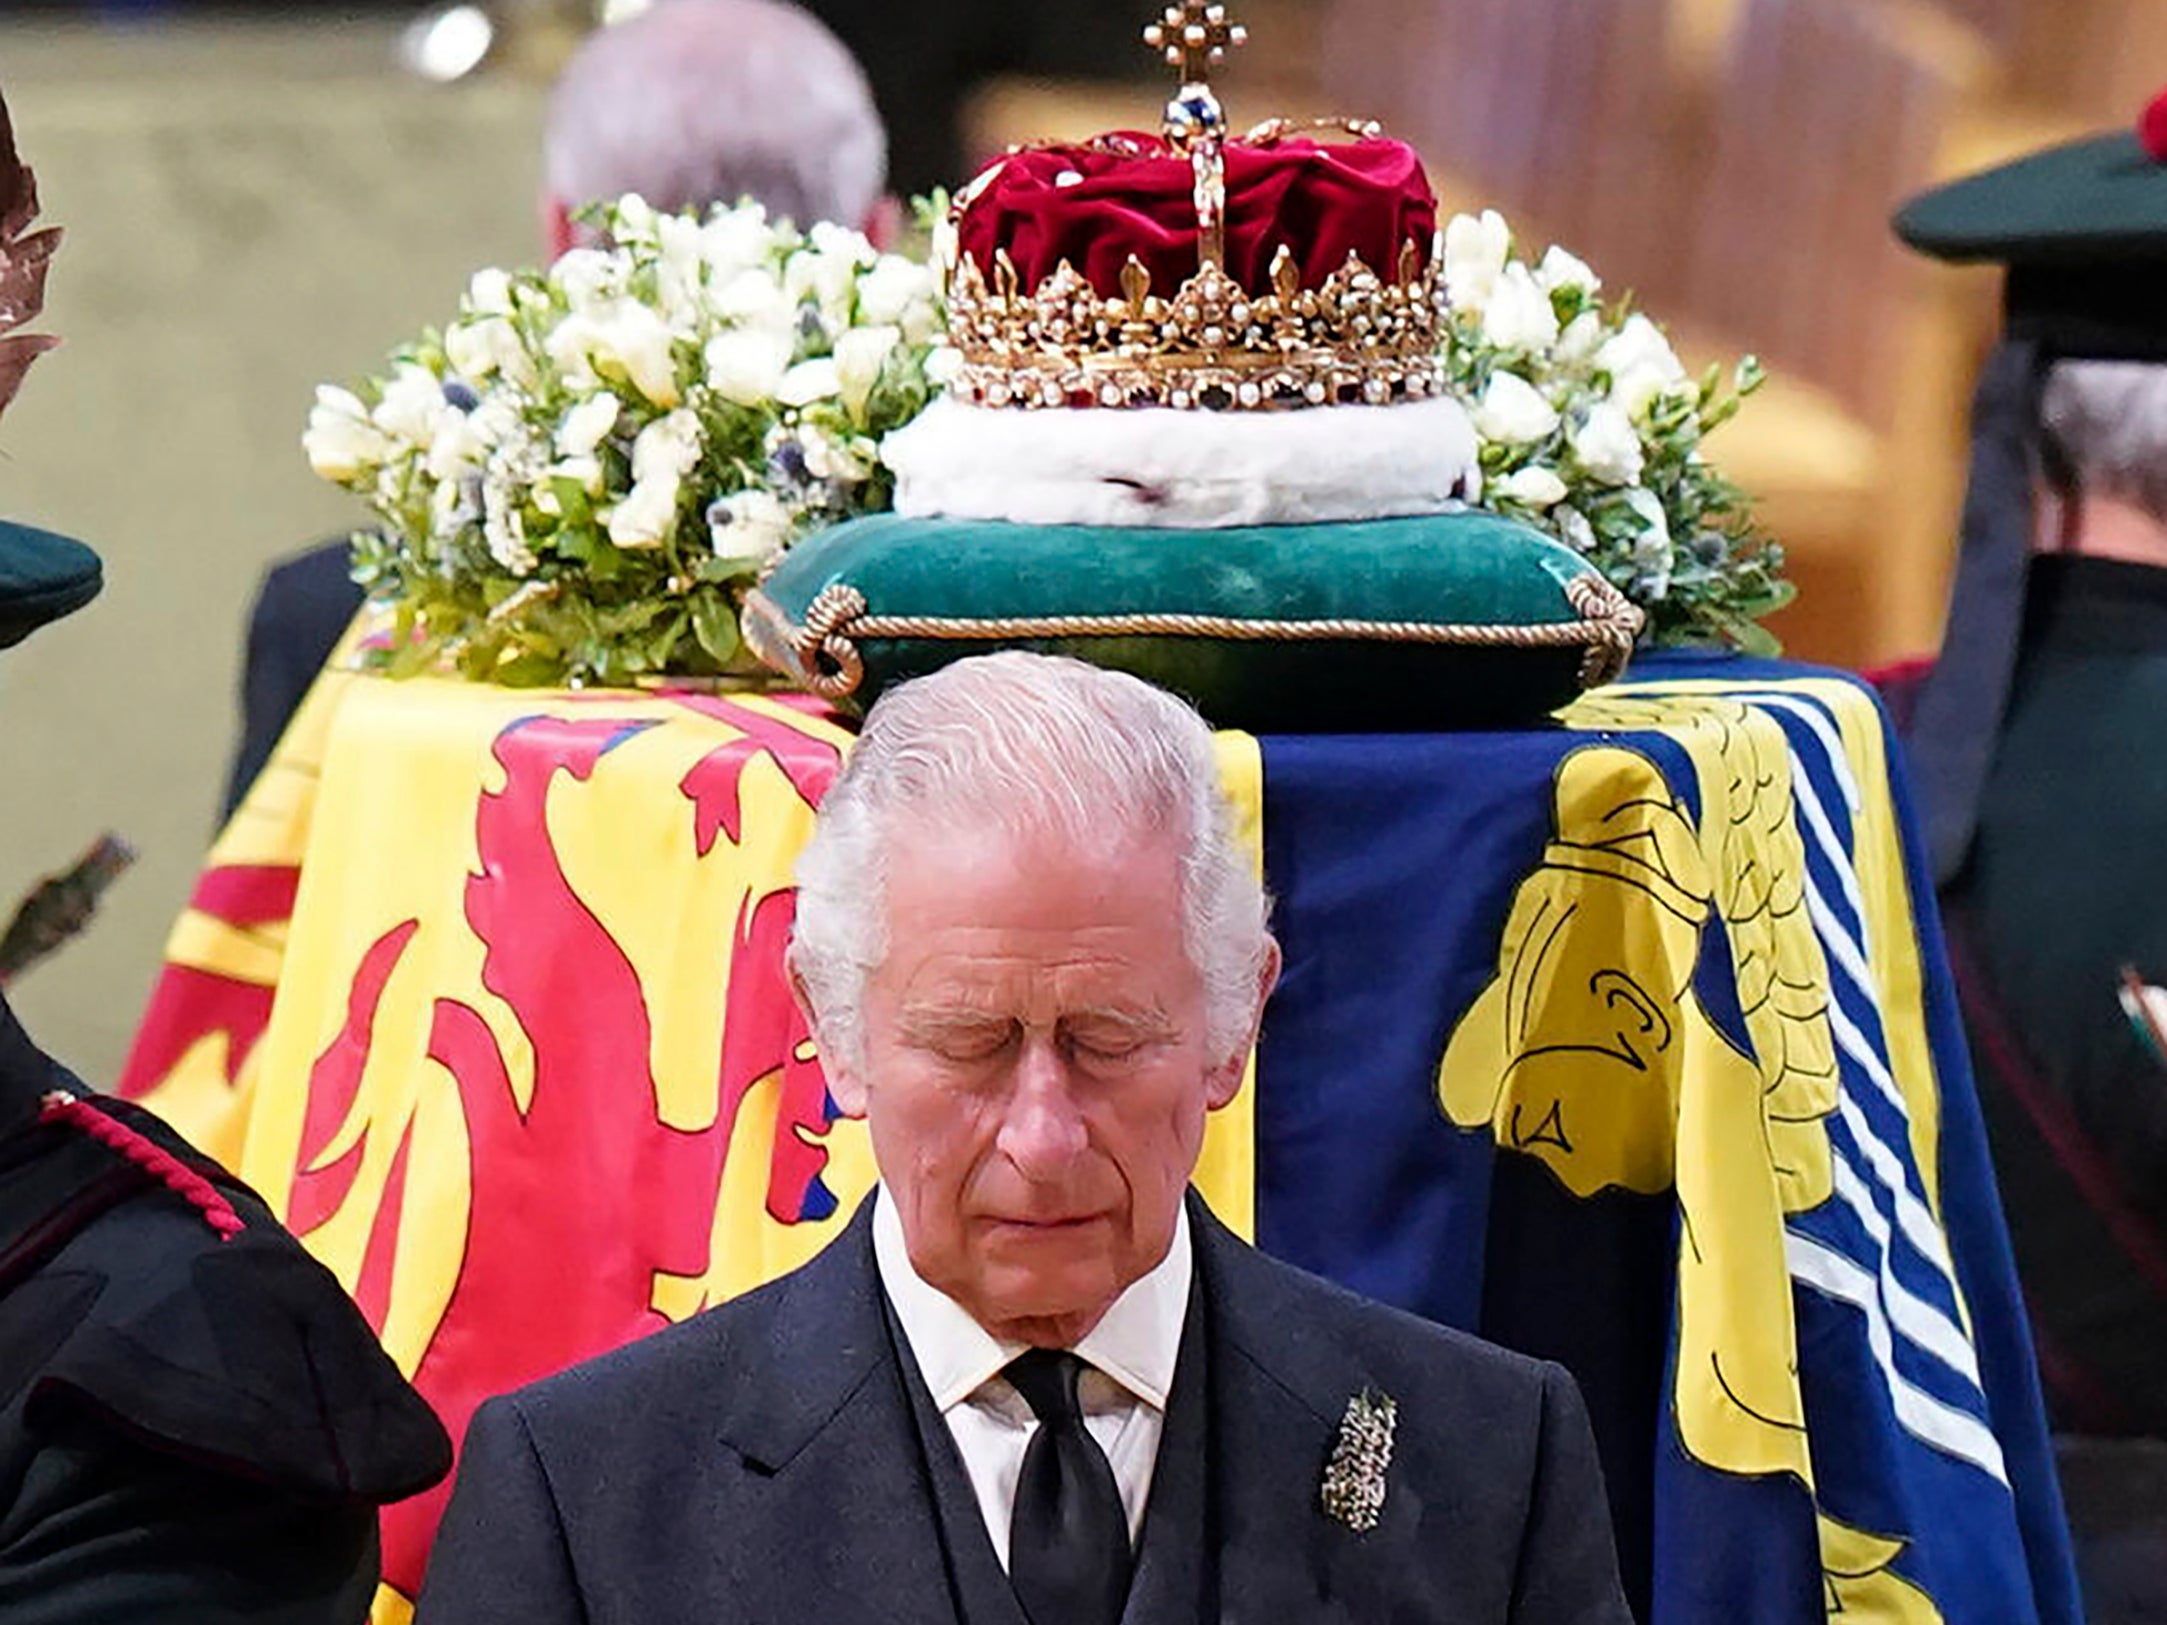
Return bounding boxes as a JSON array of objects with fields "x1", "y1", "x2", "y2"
[
  {"x1": 1119, "y1": 1270, "x2": 1210, "y2": 1623},
  {"x1": 705, "y1": 1199, "x2": 960, "y2": 1625},
  {"x1": 1192, "y1": 1195, "x2": 1418, "y2": 1625},
  {"x1": 880, "y1": 1284, "x2": 1030, "y2": 1625}
]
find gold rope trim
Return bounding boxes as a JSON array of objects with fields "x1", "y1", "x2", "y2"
[{"x1": 754, "y1": 577, "x2": 1644, "y2": 702}]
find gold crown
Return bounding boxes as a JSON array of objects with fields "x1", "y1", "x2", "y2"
[{"x1": 942, "y1": 4, "x2": 1444, "y2": 413}]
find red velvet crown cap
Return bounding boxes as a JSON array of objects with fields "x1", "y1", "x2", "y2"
[{"x1": 954, "y1": 134, "x2": 1438, "y2": 298}]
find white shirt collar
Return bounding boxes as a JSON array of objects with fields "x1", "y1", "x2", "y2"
[{"x1": 872, "y1": 1188, "x2": 1192, "y2": 1414}]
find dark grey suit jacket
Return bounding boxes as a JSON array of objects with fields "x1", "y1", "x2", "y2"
[{"x1": 416, "y1": 1194, "x2": 1629, "y2": 1623}]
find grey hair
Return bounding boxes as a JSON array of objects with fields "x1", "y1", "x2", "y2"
[
  {"x1": 791, "y1": 653, "x2": 1275, "y2": 1068},
  {"x1": 2041, "y1": 359, "x2": 2167, "y2": 524},
  {"x1": 544, "y1": 0, "x2": 886, "y2": 230}
]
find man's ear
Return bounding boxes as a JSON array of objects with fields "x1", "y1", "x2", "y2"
[
  {"x1": 1205, "y1": 937, "x2": 1282, "y2": 1112},
  {"x1": 542, "y1": 193, "x2": 577, "y2": 261},
  {"x1": 790, "y1": 961, "x2": 868, "y2": 1115}
]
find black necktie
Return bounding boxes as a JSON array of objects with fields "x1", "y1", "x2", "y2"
[{"x1": 1005, "y1": 1349, "x2": 1131, "y2": 1625}]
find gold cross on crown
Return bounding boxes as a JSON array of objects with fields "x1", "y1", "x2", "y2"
[{"x1": 1143, "y1": 2, "x2": 1248, "y2": 85}]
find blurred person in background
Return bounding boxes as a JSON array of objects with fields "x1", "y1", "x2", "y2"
[
  {"x1": 224, "y1": 0, "x2": 889, "y2": 816},
  {"x1": 1889, "y1": 96, "x2": 2167, "y2": 1625},
  {"x1": 0, "y1": 83, "x2": 449, "y2": 1624},
  {"x1": 539, "y1": 0, "x2": 890, "y2": 254},
  {"x1": 794, "y1": 0, "x2": 1139, "y2": 201}
]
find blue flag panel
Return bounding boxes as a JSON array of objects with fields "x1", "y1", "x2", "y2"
[{"x1": 1251, "y1": 656, "x2": 2080, "y2": 1625}]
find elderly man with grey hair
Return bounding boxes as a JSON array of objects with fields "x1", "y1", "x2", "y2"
[
  {"x1": 541, "y1": 0, "x2": 891, "y2": 256},
  {"x1": 417, "y1": 652, "x2": 1631, "y2": 1625},
  {"x1": 222, "y1": 0, "x2": 890, "y2": 820}
]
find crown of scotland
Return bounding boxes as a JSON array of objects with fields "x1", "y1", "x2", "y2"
[{"x1": 942, "y1": 2, "x2": 1444, "y2": 413}]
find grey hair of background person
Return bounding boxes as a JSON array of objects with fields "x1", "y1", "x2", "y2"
[
  {"x1": 2041, "y1": 360, "x2": 2167, "y2": 525},
  {"x1": 791, "y1": 652, "x2": 1276, "y2": 1072},
  {"x1": 544, "y1": 0, "x2": 887, "y2": 231}
]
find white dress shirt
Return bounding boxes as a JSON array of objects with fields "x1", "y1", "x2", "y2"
[{"x1": 871, "y1": 1189, "x2": 1193, "y2": 1569}]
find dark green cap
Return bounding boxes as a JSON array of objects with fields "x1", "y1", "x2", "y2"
[
  {"x1": 1896, "y1": 105, "x2": 2167, "y2": 357},
  {"x1": 1895, "y1": 92, "x2": 2167, "y2": 884},
  {"x1": 0, "y1": 519, "x2": 101, "y2": 649}
]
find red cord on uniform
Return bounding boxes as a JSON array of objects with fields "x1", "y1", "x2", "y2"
[{"x1": 39, "y1": 1091, "x2": 245, "y2": 1240}]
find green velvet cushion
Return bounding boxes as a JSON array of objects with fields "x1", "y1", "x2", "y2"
[{"x1": 745, "y1": 512, "x2": 1639, "y2": 732}]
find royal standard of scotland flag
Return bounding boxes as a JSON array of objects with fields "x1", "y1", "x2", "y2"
[{"x1": 120, "y1": 655, "x2": 2076, "y2": 1624}]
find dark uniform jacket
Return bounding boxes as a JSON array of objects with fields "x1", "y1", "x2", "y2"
[
  {"x1": 225, "y1": 538, "x2": 363, "y2": 820},
  {"x1": 416, "y1": 1191, "x2": 1631, "y2": 1625},
  {"x1": 1891, "y1": 554, "x2": 2167, "y2": 1437},
  {"x1": 0, "y1": 994, "x2": 451, "y2": 1622}
]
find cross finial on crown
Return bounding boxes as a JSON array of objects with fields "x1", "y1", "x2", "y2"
[{"x1": 1143, "y1": 2, "x2": 1248, "y2": 85}]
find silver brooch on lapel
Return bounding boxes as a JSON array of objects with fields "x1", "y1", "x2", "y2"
[{"x1": 1320, "y1": 1386, "x2": 1397, "y2": 1532}]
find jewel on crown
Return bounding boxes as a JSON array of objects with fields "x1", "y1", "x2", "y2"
[{"x1": 941, "y1": 2, "x2": 1445, "y2": 413}]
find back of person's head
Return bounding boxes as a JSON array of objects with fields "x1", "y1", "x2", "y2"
[
  {"x1": 544, "y1": 0, "x2": 886, "y2": 235},
  {"x1": 2041, "y1": 359, "x2": 2167, "y2": 526}
]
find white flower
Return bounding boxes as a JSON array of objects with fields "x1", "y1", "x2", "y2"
[
  {"x1": 1596, "y1": 314, "x2": 1688, "y2": 419},
  {"x1": 808, "y1": 220, "x2": 877, "y2": 270},
  {"x1": 1442, "y1": 209, "x2": 1511, "y2": 314},
  {"x1": 833, "y1": 324, "x2": 900, "y2": 419},
  {"x1": 1535, "y1": 245, "x2": 1600, "y2": 298},
  {"x1": 550, "y1": 247, "x2": 625, "y2": 312},
  {"x1": 1624, "y1": 486, "x2": 1673, "y2": 597},
  {"x1": 425, "y1": 409, "x2": 490, "y2": 481},
  {"x1": 925, "y1": 344, "x2": 965, "y2": 388},
  {"x1": 708, "y1": 488, "x2": 794, "y2": 562},
  {"x1": 555, "y1": 393, "x2": 621, "y2": 459},
  {"x1": 1480, "y1": 263, "x2": 1560, "y2": 352},
  {"x1": 653, "y1": 212, "x2": 711, "y2": 328},
  {"x1": 610, "y1": 193, "x2": 659, "y2": 246},
  {"x1": 708, "y1": 268, "x2": 795, "y2": 336},
  {"x1": 699, "y1": 205, "x2": 775, "y2": 282},
  {"x1": 799, "y1": 421, "x2": 877, "y2": 483},
  {"x1": 858, "y1": 254, "x2": 940, "y2": 340},
  {"x1": 1495, "y1": 465, "x2": 1569, "y2": 509},
  {"x1": 371, "y1": 363, "x2": 449, "y2": 449},
  {"x1": 465, "y1": 266, "x2": 515, "y2": 316},
  {"x1": 546, "y1": 454, "x2": 604, "y2": 495},
  {"x1": 466, "y1": 396, "x2": 523, "y2": 451},
  {"x1": 533, "y1": 454, "x2": 605, "y2": 516},
  {"x1": 630, "y1": 407, "x2": 702, "y2": 486},
  {"x1": 445, "y1": 317, "x2": 533, "y2": 387},
  {"x1": 547, "y1": 301, "x2": 682, "y2": 407},
  {"x1": 606, "y1": 409, "x2": 703, "y2": 549},
  {"x1": 605, "y1": 481, "x2": 678, "y2": 550},
  {"x1": 1554, "y1": 311, "x2": 1605, "y2": 365},
  {"x1": 482, "y1": 493, "x2": 536, "y2": 576},
  {"x1": 787, "y1": 223, "x2": 875, "y2": 329},
  {"x1": 1624, "y1": 486, "x2": 1672, "y2": 560},
  {"x1": 303, "y1": 385, "x2": 391, "y2": 481},
  {"x1": 429, "y1": 474, "x2": 480, "y2": 540},
  {"x1": 1472, "y1": 372, "x2": 1559, "y2": 446},
  {"x1": 704, "y1": 328, "x2": 794, "y2": 406},
  {"x1": 1570, "y1": 400, "x2": 1646, "y2": 486},
  {"x1": 778, "y1": 357, "x2": 841, "y2": 407}
]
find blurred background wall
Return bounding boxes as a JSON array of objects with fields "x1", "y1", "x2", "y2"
[
  {"x1": 0, "y1": 0, "x2": 2161, "y2": 1081},
  {"x1": 1, "y1": 17, "x2": 542, "y2": 1079}
]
